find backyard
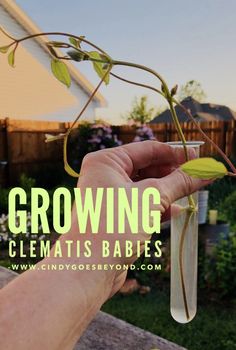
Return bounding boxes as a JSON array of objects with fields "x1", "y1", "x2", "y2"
[
  {"x1": 0, "y1": 2, "x2": 236, "y2": 349},
  {"x1": 0, "y1": 120, "x2": 236, "y2": 349},
  {"x1": 103, "y1": 288, "x2": 236, "y2": 350}
]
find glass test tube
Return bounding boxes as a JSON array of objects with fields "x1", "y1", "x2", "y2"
[{"x1": 168, "y1": 141, "x2": 204, "y2": 324}]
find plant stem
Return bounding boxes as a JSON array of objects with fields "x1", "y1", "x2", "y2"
[
  {"x1": 228, "y1": 172, "x2": 236, "y2": 177},
  {"x1": 179, "y1": 209, "x2": 193, "y2": 321},
  {"x1": 167, "y1": 99, "x2": 188, "y2": 158},
  {"x1": 173, "y1": 98, "x2": 236, "y2": 174},
  {"x1": 68, "y1": 68, "x2": 112, "y2": 131},
  {"x1": 0, "y1": 27, "x2": 15, "y2": 40},
  {"x1": 63, "y1": 67, "x2": 112, "y2": 176},
  {"x1": 112, "y1": 60, "x2": 169, "y2": 92},
  {"x1": 110, "y1": 72, "x2": 162, "y2": 95},
  {"x1": 5, "y1": 29, "x2": 236, "y2": 174}
]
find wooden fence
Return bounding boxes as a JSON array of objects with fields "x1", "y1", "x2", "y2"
[{"x1": 0, "y1": 118, "x2": 236, "y2": 187}]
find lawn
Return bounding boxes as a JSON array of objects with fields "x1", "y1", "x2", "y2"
[{"x1": 102, "y1": 288, "x2": 236, "y2": 350}]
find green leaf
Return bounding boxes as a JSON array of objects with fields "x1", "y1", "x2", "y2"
[
  {"x1": 69, "y1": 37, "x2": 79, "y2": 48},
  {"x1": 67, "y1": 50, "x2": 88, "y2": 62},
  {"x1": 0, "y1": 45, "x2": 10, "y2": 53},
  {"x1": 88, "y1": 51, "x2": 110, "y2": 85},
  {"x1": 69, "y1": 36, "x2": 85, "y2": 48},
  {"x1": 181, "y1": 157, "x2": 228, "y2": 179},
  {"x1": 63, "y1": 134, "x2": 80, "y2": 177},
  {"x1": 51, "y1": 59, "x2": 71, "y2": 88},
  {"x1": 8, "y1": 50, "x2": 15, "y2": 67}
]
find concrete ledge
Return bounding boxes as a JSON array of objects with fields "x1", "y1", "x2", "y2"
[{"x1": 0, "y1": 266, "x2": 186, "y2": 350}]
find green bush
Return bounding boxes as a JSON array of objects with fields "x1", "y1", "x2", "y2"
[
  {"x1": 204, "y1": 233, "x2": 236, "y2": 299},
  {"x1": 207, "y1": 175, "x2": 236, "y2": 211},
  {"x1": 206, "y1": 155, "x2": 236, "y2": 210},
  {"x1": 221, "y1": 190, "x2": 236, "y2": 229},
  {"x1": 0, "y1": 174, "x2": 35, "y2": 214},
  {"x1": 18, "y1": 173, "x2": 36, "y2": 191},
  {"x1": 68, "y1": 122, "x2": 122, "y2": 173},
  {"x1": 0, "y1": 174, "x2": 74, "y2": 228}
]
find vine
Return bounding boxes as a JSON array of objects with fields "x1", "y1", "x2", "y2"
[{"x1": 1, "y1": 28, "x2": 235, "y2": 320}]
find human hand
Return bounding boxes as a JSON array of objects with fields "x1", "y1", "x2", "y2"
[
  {"x1": 66, "y1": 141, "x2": 212, "y2": 298},
  {"x1": 0, "y1": 141, "x2": 213, "y2": 350}
]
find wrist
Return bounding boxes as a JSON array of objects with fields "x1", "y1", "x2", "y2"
[{"x1": 47, "y1": 233, "x2": 116, "y2": 302}]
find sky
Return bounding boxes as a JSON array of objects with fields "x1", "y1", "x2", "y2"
[{"x1": 15, "y1": 0, "x2": 236, "y2": 124}]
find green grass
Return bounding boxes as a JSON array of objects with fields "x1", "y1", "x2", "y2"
[{"x1": 102, "y1": 289, "x2": 236, "y2": 350}]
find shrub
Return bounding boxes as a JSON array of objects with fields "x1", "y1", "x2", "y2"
[
  {"x1": 221, "y1": 190, "x2": 236, "y2": 229},
  {"x1": 204, "y1": 233, "x2": 236, "y2": 299},
  {"x1": 0, "y1": 174, "x2": 36, "y2": 215},
  {"x1": 133, "y1": 125, "x2": 156, "y2": 142},
  {"x1": 68, "y1": 121, "x2": 122, "y2": 173},
  {"x1": 18, "y1": 173, "x2": 36, "y2": 191},
  {"x1": 0, "y1": 212, "x2": 45, "y2": 248},
  {"x1": 0, "y1": 174, "x2": 74, "y2": 228},
  {"x1": 206, "y1": 156, "x2": 236, "y2": 210}
]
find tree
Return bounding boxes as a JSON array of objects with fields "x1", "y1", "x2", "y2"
[
  {"x1": 125, "y1": 96, "x2": 156, "y2": 125},
  {"x1": 178, "y1": 80, "x2": 206, "y2": 102}
]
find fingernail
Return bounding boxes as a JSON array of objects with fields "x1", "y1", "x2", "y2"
[{"x1": 188, "y1": 147, "x2": 197, "y2": 159}]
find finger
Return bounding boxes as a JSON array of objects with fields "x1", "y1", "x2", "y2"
[
  {"x1": 132, "y1": 165, "x2": 174, "y2": 182},
  {"x1": 158, "y1": 169, "x2": 213, "y2": 206},
  {"x1": 138, "y1": 168, "x2": 213, "y2": 210},
  {"x1": 138, "y1": 164, "x2": 176, "y2": 180},
  {"x1": 137, "y1": 147, "x2": 196, "y2": 179},
  {"x1": 161, "y1": 204, "x2": 182, "y2": 222},
  {"x1": 117, "y1": 141, "x2": 196, "y2": 177}
]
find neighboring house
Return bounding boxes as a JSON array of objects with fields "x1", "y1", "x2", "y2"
[
  {"x1": 0, "y1": 0, "x2": 106, "y2": 121},
  {"x1": 150, "y1": 97, "x2": 236, "y2": 124}
]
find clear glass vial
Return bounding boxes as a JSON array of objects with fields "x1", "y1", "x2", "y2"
[{"x1": 168, "y1": 141, "x2": 204, "y2": 324}]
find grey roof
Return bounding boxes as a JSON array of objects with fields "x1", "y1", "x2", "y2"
[{"x1": 150, "y1": 97, "x2": 236, "y2": 123}]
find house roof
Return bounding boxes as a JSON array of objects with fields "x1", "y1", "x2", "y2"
[
  {"x1": 0, "y1": 0, "x2": 106, "y2": 107},
  {"x1": 150, "y1": 97, "x2": 236, "y2": 124}
]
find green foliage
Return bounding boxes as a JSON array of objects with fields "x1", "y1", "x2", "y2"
[
  {"x1": 69, "y1": 36, "x2": 84, "y2": 48},
  {"x1": 67, "y1": 122, "x2": 122, "y2": 173},
  {"x1": 19, "y1": 173, "x2": 36, "y2": 191},
  {"x1": 103, "y1": 289, "x2": 236, "y2": 350},
  {"x1": 0, "y1": 45, "x2": 10, "y2": 53},
  {"x1": 16, "y1": 174, "x2": 36, "y2": 213},
  {"x1": 221, "y1": 190, "x2": 236, "y2": 229},
  {"x1": 204, "y1": 234, "x2": 236, "y2": 299},
  {"x1": 67, "y1": 49, "x2": 88, "y2": 62},
  {"x1": 51, "y1": 59, "x2": 71, "y2": 87},
  {"x1": 67, "y1": 47, "x2": 111, "y2": 84},
  {"x1": 0, "y1": 174, "x2": 36, "y2": 215},
  {"x1": 0, "y1": 173, "x2": 75, "y2": 228},
  {"x1": 8, "y1": 49, "x2": 15, "y2": 67},
  {"x1": 125, "y1": 96, "x2": 156, "y2": 125},
  {"x1": 178, "y1": 80, "x2": 206, "y2": 102},
  {"x1": 206, "y1": 157, "x2": 236, "y2": 210},
  {"x1": 69, "y1": 37, "x2": 79, "y2": 47},
  {"x1": 87, "y1": 51, "x2": 110, "y2": 85},
  {"x1": 181, "y1": 158, "x2": 227, "y2": 179}
]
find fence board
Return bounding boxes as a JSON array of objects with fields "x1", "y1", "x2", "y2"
[{"x1": 0, "y1": 118, "x2": 235, "y2": 186}]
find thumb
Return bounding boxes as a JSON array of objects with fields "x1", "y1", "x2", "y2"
[{"x1": 138, "y1": 168, "x2": 212, "y2": 210}]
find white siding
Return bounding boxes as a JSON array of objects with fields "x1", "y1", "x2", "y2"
[{"x1": 0, "y1": 4, "x2": 98, "y2": 121}]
